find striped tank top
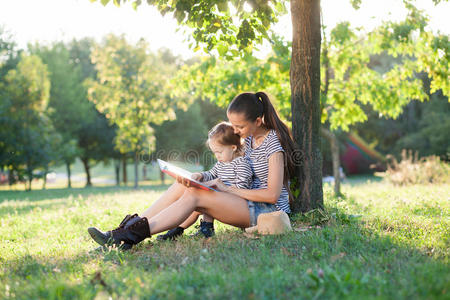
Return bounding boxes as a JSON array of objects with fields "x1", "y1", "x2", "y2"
[{"x1": 244, "y1": 130, "x2": 291, "y2": 213}]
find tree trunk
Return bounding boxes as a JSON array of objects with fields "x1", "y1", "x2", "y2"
[
  {"x1": 290, "y1": 0, "x2": 323, "y2": 213},
  {"x1": 42, "y1": 167, "x2": 48, "y2": 190},
  {"x1": 160, "y1": 169, "x2": 165, "y2": 185},
  {"x1": 321, "y1": 128, "x2": 341, "y2": 196},
  {"x1": 66, "y1": 162, "x2": 72, "y2": 188},
  {"x1": 142, "y1": 164, "x2": 147, "y2": 181},
  {"x1": 81, "y1": 157, "x2": 92, "y2": 187},
  {"x1": 8, "y1": 168, "x2": 13, "y2": 186},
  {"x1": 122, "y1": 155, "x2": 127, "y2": 185},
  {"x1": 134, "y1": 152, "x2": 139, "y2": 189},
  {"x1": 27, "y1": 176, "x2": 32, "y2": 191},
  {"x1": 26, "y1": 163, "x2": 32, "y2": 191},
  {"x1": 114, "y1": 159, "x2": 120, "y2": 186}
]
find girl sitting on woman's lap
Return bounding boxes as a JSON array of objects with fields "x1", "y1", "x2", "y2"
[{"x1": 157, "y1": 121, "x2": 253, "y2": 240}]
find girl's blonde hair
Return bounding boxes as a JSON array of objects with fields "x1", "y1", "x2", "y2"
[{"x1": 207, "y1": 122, "x2": 243, "y2": 154}]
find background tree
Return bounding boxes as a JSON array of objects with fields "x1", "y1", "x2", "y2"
[
  {"x1": 0, "y1": 27, "x2": 19, "y2": 184},
  {"x1": 86, "y1": 35, "x2": 176, "y2": 188},
  {"x1": 31, "y1": 42, "x2": 95, "y2": 188},
  {"x1": 65, "y1": 38, "x2": 120, "y2": 187},
  {"x1": 1, "y1": 54, "x2": 52, "y2": 190},
  {"x1": 354, "y1": 86, "x2": 449, "y2": 161}
]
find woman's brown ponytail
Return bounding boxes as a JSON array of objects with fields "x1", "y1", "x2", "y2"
[{"x1": 228, "y1": 92, "x2": 298, "y2": 203}]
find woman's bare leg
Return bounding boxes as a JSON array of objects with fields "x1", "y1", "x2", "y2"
[
  {"x1": 140, "y1": 182, "x2": 186, "y2": 219},
  {"x1": 178, "y1": 211, "x2": 201, "y2": 229},
  {"x1": 145, "y1": 188, "x2": 250, "y2": 235}
]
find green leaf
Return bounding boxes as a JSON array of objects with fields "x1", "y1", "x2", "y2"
[
  {"x1": 132, "y1": 1, "x2": 138, "y2": 10},
  {"x1": 217, "y1": 43, "x2": 228, "y2": 56},
  {"x1": 350, "y1": 0, "x2": 362, "y2": 9},
  {"x1": 174, "y1": 10, "x2": 186, "y2": 23}
]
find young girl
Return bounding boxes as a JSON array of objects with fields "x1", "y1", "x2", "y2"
[
  {"x1": 87, "y1": 91, "x2": 296, "y2": 251},
  {"x1": 156, "y1": 121, "x2": 253, "y2": 240}
]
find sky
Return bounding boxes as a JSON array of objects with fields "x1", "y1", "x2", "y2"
[{"x1": 0, "y1": 0, "x2": 449, "y2": 59}]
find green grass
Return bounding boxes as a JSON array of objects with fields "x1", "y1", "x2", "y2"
[{"x1": 0, "y1": 179, "x2": 448, "y2": 299}]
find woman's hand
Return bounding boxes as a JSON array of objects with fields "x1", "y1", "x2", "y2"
[
  {"x1": 176, "y1": 173, "x2": 203, "y2": 187},
  {"x1": 206, "y1": 178, "x2": 230, "y2": 192},
  {"x1": 176, "y1": 175, "x2": 193, "y2": 188},
  {"x1": 191, "y1": 173, "x2": 203, "y2": 181}
]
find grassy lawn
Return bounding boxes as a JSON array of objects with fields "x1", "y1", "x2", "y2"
[{"x1": 0, "y1": 179, "x2": 448, "y2": 299}]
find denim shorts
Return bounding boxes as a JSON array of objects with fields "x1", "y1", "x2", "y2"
[{"x1": 247, "y1": 200, "x2": 278, "y2": 226}]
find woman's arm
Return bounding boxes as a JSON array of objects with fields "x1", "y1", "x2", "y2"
[{"x1": 218, "y1": 152, "x2": 284, "y2": 204}]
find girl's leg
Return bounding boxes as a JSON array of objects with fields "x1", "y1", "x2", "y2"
[
  {"x1": 178, "y1": 211, "x2": 201, "y2": 229},
  {"x1": 144, "y1": 188, "x2": 250, "y2": 235},
  {"x1": 155, "y1": 210, "x2": 202, "y2": 241},
  {"x1": 202, "y1": 214, "x2": 214, "y2": 223},
  {"x1": 193, "y1": 213, "x2": 214, "y2": 238},
  {"x1": 140, "y1": 182, "x2": 186, "y2": 219}
]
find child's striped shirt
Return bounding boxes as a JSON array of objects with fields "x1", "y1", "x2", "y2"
[{"x1": 200, "y1": 156, "x2": 253, "y2": 189}]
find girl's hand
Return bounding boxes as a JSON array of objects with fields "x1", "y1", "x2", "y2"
[
  {"x1": 206, "y1": 178, "x2": 229, "y2": 192},
  {"x1": 191, "y1": 173, "x2": 203, "y2": 181},
  {"x1": 176, "y1": 175, "x2": 193, "y2": 188}
]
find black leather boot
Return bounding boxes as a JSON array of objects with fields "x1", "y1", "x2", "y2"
[{"x1": 88, "y1": 214, "x2": 150, "y2": 249}]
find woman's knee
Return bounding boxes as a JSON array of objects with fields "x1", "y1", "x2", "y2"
[
  {"x1": 171, "y1": 181, "x2": 187, "y2": 192},
  {"x1": 181, "y1": 188, "x2": 201, "y2": 205}
]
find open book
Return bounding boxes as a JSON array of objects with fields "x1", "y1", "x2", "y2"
[{"x1": 157, "y1": 159, "x2": 218, "y2": 192}]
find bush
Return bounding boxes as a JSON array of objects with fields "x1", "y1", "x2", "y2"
[{"x1": 376, "y1": 150, "x2": 450, "y2": 185}]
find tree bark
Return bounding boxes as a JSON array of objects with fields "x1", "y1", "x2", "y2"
[
  {"x1": 160, "y1": 169, "x2": 165, "y2": 185},
  {"x1": 122, "y1": 155, "x2": 127, "y2": 185},
  {"x1": 142, "y1": 164, "x2": 147, "y2": 181},
  {"x1": 81, "y1": 157, "x2": 92, "y2": 187},
  {"x1": 42, "y1": 167, "x2": 48, "y2": 190},
  {"x1": 290, "y1": 0, "x2": 323, "y2": 213},
  {"x1": 114, "y1": 159, "x2": 120, "y2": 186},
  {"x1": 26, "y1": 162, "x2": 32, "y2": 191},
  {"x1": 8, "y1": 168, "x2": 13, "y2": 186},
  {"x1": 66, "y1": 162, "x2": 72, "y2": 188},
  {"x1": 134, "y1": 152, "x2": 139, "y2": 189},
  {"x1": 321, "y1": 128, "x2": 341, "y2": 196}
]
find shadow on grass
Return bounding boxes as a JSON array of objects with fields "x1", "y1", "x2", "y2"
[
  {"x1": 0, "y1": 183, "x2": 171, "y2": 203},
  {"x1": 0, "y1": 183, "x2": 171, "y2": 218},
  {"x1": 2, "y1": 216, "x2": 448, "y2": 299}
]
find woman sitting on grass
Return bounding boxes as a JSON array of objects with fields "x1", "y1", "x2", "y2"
[{"x1": 88, "y1": 92, "x2": 297, "y2": 250}]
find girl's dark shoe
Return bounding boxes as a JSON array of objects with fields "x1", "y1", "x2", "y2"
[
  {"x1": 88, "y1": 214, "x2": 150, "y2": 249},
  {"x1": 191, "y1": 219, "x2": 215, "y2": 238},
  {"x1": 156, "y1": 227, "x2": 185, "y2": 241}
]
